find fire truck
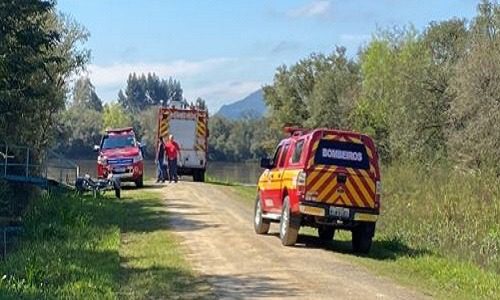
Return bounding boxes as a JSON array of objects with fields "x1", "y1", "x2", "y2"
[{"x1": 156, "y1": 101, "x2": 208, "y2": 182}]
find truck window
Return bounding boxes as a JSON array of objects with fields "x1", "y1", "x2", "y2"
[
  {"x1": 102, "y1": 135, "x2": 136, "y2": 149},
  {"x1": 270, "y1": 145, "x2": 282, "y2": 168},
  {"x1": 291, "y1": 140, "x2": 304, "y2": 164},
  {"x1": 278, "y1": 143, "x2": 290, "y2": 168}
]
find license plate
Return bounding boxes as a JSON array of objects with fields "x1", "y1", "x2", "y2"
[
  {"x1": 329, "y1": 206, "x2": 350, "y2": 219},
  {"x1": 114, "y1": 167, "x2": 126, "y2": 173}
]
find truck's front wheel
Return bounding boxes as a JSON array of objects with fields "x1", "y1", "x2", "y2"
[
  {"x1": 135, "y1": 175, "x2": 144, "y2": 188},
  {"x1": 279, "y1": 196, "x2": 299, "y2": 246},
  {"x1": 352, "y1": 222, "x2": 375, "y2": 253},
  {"x1": 254, "y1": 195, "x2": 270, "y2": 234}
]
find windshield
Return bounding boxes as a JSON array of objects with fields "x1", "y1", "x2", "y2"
[{"x1": 101, "y1": 135, "x2": 136, "y2": 149}]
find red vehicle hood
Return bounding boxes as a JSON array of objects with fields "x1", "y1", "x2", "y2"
[{"x1": 101, "y1": 147, "x2": 140, "y2": 158}]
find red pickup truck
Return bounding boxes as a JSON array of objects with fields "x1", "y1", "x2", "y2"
[
  {"x1": 95, "y1": 127, "x2": 144, "y2": 187},
  {"x1": 254, "y1": 127, "x2": 381, "y2": 253}
]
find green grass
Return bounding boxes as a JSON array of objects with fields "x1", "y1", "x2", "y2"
[
  {"x1": 216, "y1": 164, "x2": 500, "y2": 300},
  {"x1": 118, "y1": 188, "x2": 213, "y2": 299},
  {"x1": 205, "y1": 175, "x2": 240, "y2": 186},
  {"x1": 0, "y1": 191, "x2": 121, "y2": 299},
  {"x1": 0, "y1": 185, "x2": 212, "y2": 299}
]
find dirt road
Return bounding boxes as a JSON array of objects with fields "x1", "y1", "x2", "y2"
[{"x1": 163, "y1": 182, "x2": 428, "y2": 300}]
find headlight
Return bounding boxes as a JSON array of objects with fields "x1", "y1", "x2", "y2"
[
  {"x1": 132, "y1": 153, "x2": 143, "y2": 163},
  {"x1": 98, "y1": 156, "x2": 107, "y2": 165}
]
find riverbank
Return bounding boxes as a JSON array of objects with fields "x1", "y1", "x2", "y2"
[
  {"x1": 0, "y1": 186, "x2": 211, "y2": 299},
  {"x1": 211, "y1": 164, "x2": 500, "y2": 299}
]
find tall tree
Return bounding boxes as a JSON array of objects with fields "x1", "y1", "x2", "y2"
[
  {"x1": 195, "y1": 97, "x2": 207, "y2": 110},
  {"x1": 306, "y1": 47, "x2": 360, "y2": 130},
  {"x1": 73, "y1": 76, "x2": 102, "y2": 111},
  {"x1": 0, "y1": 1, "x2": 89, "y2": 150},
  {"x1": 118, "y1": 73, "x2": 183, "y2": 112},
  {"x1": 448, "y1": 0, "x2": 500, "y2": 171},
  {"x1": 103, "y1": 103, "x2": 132, "y2": 129}
]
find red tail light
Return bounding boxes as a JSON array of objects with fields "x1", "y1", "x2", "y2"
[{"x1": 296, "y1": 170, "x2": 306, "y2": 196}]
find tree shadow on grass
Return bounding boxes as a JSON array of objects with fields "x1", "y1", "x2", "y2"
[
  {"x1": 119, "y1": 264, "x2": 302, "y2": 300},
  {"x1": 0, "y1": 242, "x2": 121, "y2": 299}
]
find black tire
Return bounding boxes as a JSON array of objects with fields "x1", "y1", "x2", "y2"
[
  {"x1": 113, "y1": 178, "x2": 121, "y2": 199},
  {"x1": 135, "y1": 175, "x2": 144, "y2": 188},
  {"x1": 192, "y1": 170, "x2": 204, "y2": 182},
  {"x1": 279, "y1": 195, "x2": 299, "y2": 246},
  {"x1": 75, "y1": 177, "x2": 85, "y2": 194},
  {"x1": 352, "y1": 222, "x2": 375, "y2": 253},
  {"x1": 254, "y1": 194, "x2": 270, "y2": 234},
  {"x1": 318, "y1": 225, "x2": 335, "y2": 241}
]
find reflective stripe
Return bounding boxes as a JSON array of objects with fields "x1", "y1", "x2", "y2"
[{"x1": 354, "y1": 213, "x2": 378, "y2": 222}]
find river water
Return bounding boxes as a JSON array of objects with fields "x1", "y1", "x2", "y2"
[{"x1": 75, "y1": 160, "x2": 262, "y2": 185}]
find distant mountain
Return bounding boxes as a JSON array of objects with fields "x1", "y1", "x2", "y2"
[{"x1": 216, "y1": 89, "x2": 266, "y2": 119}]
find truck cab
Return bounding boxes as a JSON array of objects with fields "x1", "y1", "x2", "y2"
[
  {"x1": 254, "y1": 127, "x2": 381, "y2": 253},
  {"x1": 95, "y1": 127, "x2": 144, "y2": 187}
]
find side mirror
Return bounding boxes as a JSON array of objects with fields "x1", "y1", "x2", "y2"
[
  {"x1": 93, "y1": 145, "x2": 100, "y2": 152},
  {"x1": 260, "y1": 157, "x2": 273, "y2": 169}
]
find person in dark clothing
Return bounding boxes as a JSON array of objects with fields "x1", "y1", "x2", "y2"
[
  {"x1": 165, "y1": 134, "x2": 181, "y2": 183},
  {"x1": 156, "y1": 136, "x2": 167, "y2": 183}
]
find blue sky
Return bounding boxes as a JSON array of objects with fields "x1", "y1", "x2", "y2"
[{"x1": 57, "y1": 0, "x2": 479, "y2": 112}]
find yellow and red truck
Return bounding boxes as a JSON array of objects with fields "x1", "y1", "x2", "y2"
[
  {"x1": 254, "y1": 127, "x2": 381, "y2": 253},
  {"x1": 156, "y1": 102, "x2": 208, "y2": 182}
]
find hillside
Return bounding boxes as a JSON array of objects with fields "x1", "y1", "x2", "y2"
[{"x1": 216, "y1": 89, "x2": 265, "y2": 119}]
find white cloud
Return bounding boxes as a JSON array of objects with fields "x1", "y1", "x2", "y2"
[
  {"x1": 287, "y1": 0, "x2": 332, "y2": 18},
  {"x1": 85, "y1": 57, "x2": 266, "y2": 113},
  {"x1": 87, "y1": 58, "x2": 233, "y2": 87},
  {"x1": 184, "y1": 80, "x2": 263, "y2": 112}
]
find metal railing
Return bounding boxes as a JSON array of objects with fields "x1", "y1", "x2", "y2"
[
  {"x1": 0, "y1": 144, "x2": 46, "y2": 186},
  {"x1": 0, "y1": 144, "x2": 80, "y2": 188}
]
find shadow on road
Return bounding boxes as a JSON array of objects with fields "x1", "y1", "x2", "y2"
[
  {"x1": 263, "y1": 231, "x2": 430, "y2": 261},
  {"x1": 121, "y1": 184, "x2": 166, "y2": 191},
  {"x1": 203, "y1": 273, "x2": 301, "y2": 299},
  {"x1": 295, "y1": 233, "x2": 431, "y2": 260},
  {"x1": 164, "y1": 200, "x2": 222, "y2": 232},
  {"x1": 117, "y1": 193, "x2": 300, "y2": 299},
  {"x1": 120, "y1": 264, "x2": 301, "y2": 299}
]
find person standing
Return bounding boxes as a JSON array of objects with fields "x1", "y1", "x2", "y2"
[
  {"x1": 155, "y1": 136, "x2": 166, "y2": 183},
  {"x1": 165, "y1": 134, "x2": 181, "y2": 183}
]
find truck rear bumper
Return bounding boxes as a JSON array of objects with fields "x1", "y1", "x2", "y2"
[{"x1": 299, "y1": 201, "x2": 378, "y2": 223}]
